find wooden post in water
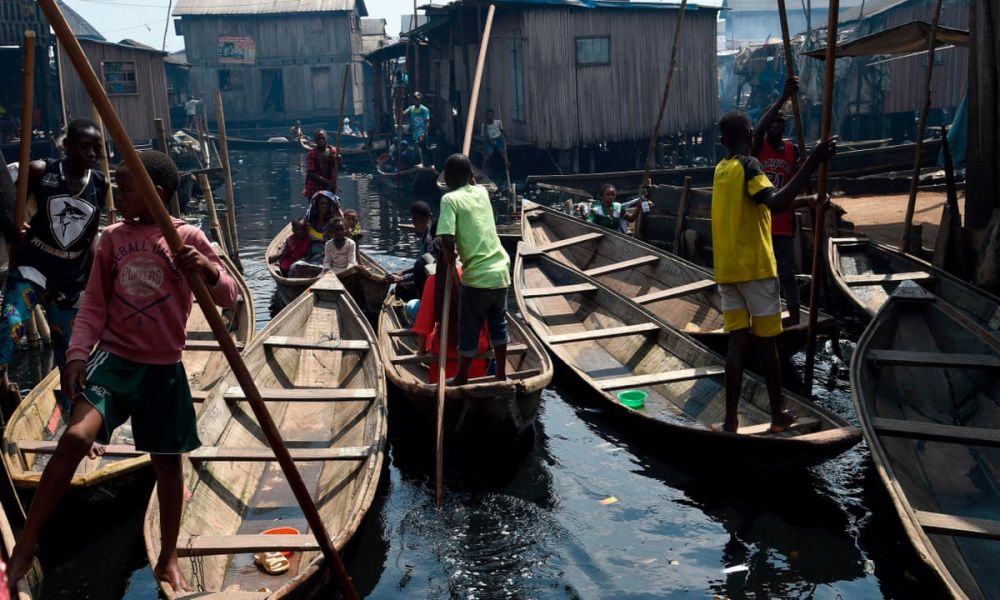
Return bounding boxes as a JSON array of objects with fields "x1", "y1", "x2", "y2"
[
  {"x1": 334, "y1": 63, "x2": 350, "y2": 187},
  {"x1": 35, "y1": 1, "x2": 360, "y2": 596},
  {"x1": 901, "y1": 0, "x2": 945, "y2": 255},
  {"x1": 14, "y1": 30, "x2": 35, "y2": 238},
  {"x1": 199, "y1": 173, "x2": 226, "y2": 254},
  {"x1": 92, "y1": 105, "x2": 115, "y2": 222},
  {"x1": 214, "y1": 90, "x2": 241, "y2": 270},
  {"x1": 155, "y1": 118, "x2": 182, "y2": 217},
  {"x1": 640, "y1": 0, "x2": 688, "y2": 186},
  {"x1": 803, "y1": 0, "x2": 840, "y2": 399}
]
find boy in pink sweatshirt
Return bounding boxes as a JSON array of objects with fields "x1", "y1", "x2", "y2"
[{"x1": 6, "y1": 151, "x2": 237, "y2": 593}]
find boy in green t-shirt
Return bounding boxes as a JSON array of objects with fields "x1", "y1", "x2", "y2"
[
  {"x1": 437, "y1": 153, "x2": 511, "y2": 384},
  {"x1": 712, "y1": 110, "x2": 836, "y2": 433}
]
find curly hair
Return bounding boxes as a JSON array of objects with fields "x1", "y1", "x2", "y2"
[
  {"x1": 719, "y1": 110, "x2": 751, "y2": 144},
  {"x1": 135, "y1": 150, "x2": 180, "y2": 199}
]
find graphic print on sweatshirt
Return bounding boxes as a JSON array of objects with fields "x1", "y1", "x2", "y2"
[
  {"x1": 47, "y1": 194, "x2": 97, "y2": 250},
  {"x1": 112, "y1": 239, "x2": 184, "y2": 327}
]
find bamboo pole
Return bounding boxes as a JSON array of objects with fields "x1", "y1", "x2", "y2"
[
  {"x1": 776, "y1": 0, "x2": 810, "y2": 188},
  {"x1": 802, "y1": 0, "x2": 840, "y2": 398},
  {"x1": 900, "y1": 0, "x2": 945, "y2": 255},
  {"x1": 35, "y1": 1, "x2": 359, "y2": 597},
  {"x1": 497, "y1": 93, "x2": 515, "y2": 214},
  {"x1": 640, "y1": 0, "x2": 688, "y2": 186},
  {"x1": 214, "y1": 90, "x2": 241, "y2": 270},
  {"x1": 462, "y1": 5, "x2": 496, "y2": 156},
  {"x1": 199, "y1": 173, "x2": 226, "y2": 254},
  {"x1": 155, "y1": 118, "x2": 182, "y2": 217},
  {"x1": 14, "y1": 31, "x2": 36, "y2": 236},
  {"x1": 91, "y1": 105, "x2": 115, "y2": 222},
  {"x1": 335, "y1": 64, "x2": 350, "y2": 160}
]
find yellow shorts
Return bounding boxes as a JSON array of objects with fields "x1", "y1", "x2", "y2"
[{"x1": 718, "y1": 278, "x2": 783, "y2": 338}]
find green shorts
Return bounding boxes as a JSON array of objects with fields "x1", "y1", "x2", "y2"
[{"x1": 78, "y1": 350, "x2": 202, "y2": 454}]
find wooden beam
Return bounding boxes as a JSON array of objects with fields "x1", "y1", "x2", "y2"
[
  {"x1": 915, "y1": 510, "x2": 1000, "y2": 540},
  {"x1": 391, "y1": 344, "x2": 527, "y2": 365},
  {"x1": 584, "y1": 255, "x2": 659, "y2": 277},
  {"x1": 634, "y1": 280, "x2": 716, "y2": 304},
  {"x1": 871, "y1": 417, "x2": 1000, "y2": 447},
  {"x1": 547, "y1": 323, "x2": 658, "y2": 345},
  {"x1": 184, "y1": 340, "x2": 245, "y2": 351},
  {"x1": 176, "y1": 534, "x2": 326, "y2": 557},
  {"x1": 843, "y1": 272, "x2": 933, "y2": 286},
  {"x1": 868, "y1": 350, "x2": 1000, "y2": 370},
  {"x1": 464, "y1": 368, "x2": 542, "y2": 384},
  {"x1": 387, "y1": 329, "x2": 417, "y2": 337},
  {"x1": 522, "y1": 283, "x2": 598, "y2": 299},
  {"x1": 738, "y1": 416, "x2": 820, "y2": 436},
  {"x1": 264, "y1": 337, "x2": 371, "y2": 351},
  {"x1": 222, "y1": 387, "x2": 378, "y2": 401},
  {"x1": 20, "y1": 442, "x2": 373, "y2": 461},
  {"x1": 19, "y1": 441, "x2": 143, "y2": 457},
  {"x1": 596, "y1": 365, "x2": 725, "y2": 391},
  {"x1": 519, "y1": 232, "x2": 603, "y2": 256}
]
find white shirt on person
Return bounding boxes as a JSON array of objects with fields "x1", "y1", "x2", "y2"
[{"x1": 323, "y1": 238, "x2": 357, "y2": 273}]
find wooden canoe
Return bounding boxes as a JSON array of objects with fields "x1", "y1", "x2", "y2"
[
  {"x1": 266, "y1": 223, "x2": 392, "y2": 321},
  {"x1": 375, "y1": 156, "x2": 438, "y2": 196},
  {"x1": 378, "y1": 287, "x2": 553, "y2": 440},
  {"x1": 522, "y1": 201, "x2": 835, "y2": 358},
  {"x1": 144, "y1": 273, "x2": 387, "y2": 599},
  {"x1": 829, "y1": 237, "x2": 1000, "y2": 331},
  {"x1": 435, "y1": 165, "x2": 499, "y2": 197},
  {"x1": 515, "y1": 249, "x2": 860, "y2": 469},
  {"x1": 0, "y1": 469, "x2": 41, "y2": 599},
  {"x1": 851, "y1": 283, "x2": 1000, "y2": 599},
  {"x1": 2, "y1": 245, "x2": 256, "y2": 490}
]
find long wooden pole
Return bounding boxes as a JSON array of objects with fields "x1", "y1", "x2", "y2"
[
  {"x1": 214, "y1": 90, "x2": 241, "y2": 270},
  {"x1": 640, "y1": 0, "x2": 688, "y2": 186},
  {"x1": 776, "y1": 0, "x2": 810, "y2": 184},
  {"x1": 802, "y1": 0, "x2": 840, "y2": 398},
  {"x1": 91, "y1": 105, "x2": 115, "y2": 222},
  {"x1": 35, "y1": 2, "x2": 359, "y2": 597},
  {"x1": 14, "y1": 31, "x2": 36, "y2": 235},
  {"x1": 199, "y1": 173, "x2": 226, "y2": 254},
  {"x1": 155, "y1": 117, "x2": 182, "y2": 217},
  {"x1": 335, "y1": 63, "x2": 350, "y2": 159},
  {"x1": 497, "y1": 93, "x2": 515, "y2": 214},
  {"x1": 462, "y1": 5, "x2": 496, "y2": 156},
  {"x1": 900, "y1": 0, "x2": 945, "y2": 254}
]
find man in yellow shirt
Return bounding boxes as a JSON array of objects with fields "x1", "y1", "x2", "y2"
[{"x1": 712, "y1": 110, "x2": 836, "y2": 433}]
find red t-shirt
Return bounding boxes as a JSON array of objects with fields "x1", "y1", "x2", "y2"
[
  {"x1": 302, "y1": 146, "x2": 338, "y2": 198},
  {"x1": 280, "y1": 235, "x2": 311, "y2": 272},
  {"x1": 412, "y1": 271, "x2": 489, "y2": 383},
  {"x1": 757, "y1": 139, "x2": 797, "y2": 237}
]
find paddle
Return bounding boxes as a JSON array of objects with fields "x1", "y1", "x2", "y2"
[
  {"x1": 435, "y1": 3, "x2": 497, "y2": 510},
  {"x1": 497, "y1": 93, "x2": 516, "y2": 215},
  {"x1": 36, "y1": 1, "x2": 360, "y2": 597},
  {"x1": 802, "y1": 0, "x2": 840, "y2": 399}
]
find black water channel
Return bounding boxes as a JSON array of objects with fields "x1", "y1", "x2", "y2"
[{"x1": 8, "y1": 149, "x2": 945, "y2": 599}]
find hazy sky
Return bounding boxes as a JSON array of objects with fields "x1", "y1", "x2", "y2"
[{"x1": 60, "y1": 0, "x2": 439, "y2": 52}]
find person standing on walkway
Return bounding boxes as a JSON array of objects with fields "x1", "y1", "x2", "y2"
[{"x1": 403, "y1": 92, "x2": 431, "y2": 165}]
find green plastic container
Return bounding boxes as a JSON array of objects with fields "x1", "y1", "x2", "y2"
[{"x1": 617, "y1": 390, "x2": 647, "y2": 409}]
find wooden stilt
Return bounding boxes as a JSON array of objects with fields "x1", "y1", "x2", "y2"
[
  {"x1": 199, "y1": 174, "x2": 226, "y2": 253},
  {"x1": 214, "y1": 90, "x2": 241, "y2": 271},
  {"x1": 154, "y1": 117, "x2": 182, "y2": 217}
]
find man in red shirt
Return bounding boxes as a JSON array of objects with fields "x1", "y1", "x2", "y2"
[
  {"x1": 752, "y1": 77, "x2": 802, "y2": 325},
  {"x1": 302, "y1": 129, "x2": 340, "y2": 199}
]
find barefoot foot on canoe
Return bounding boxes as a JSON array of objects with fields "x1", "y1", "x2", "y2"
[
  {"x1": 769, "y1": 410, "x2": 798, "y2": 433},
  {"x1": 88, "y1": 442, "x2": 107, "y2": 460},
  {"x1": 154, "y1": 558, "x2": 193, "y2": 593},
  {"x1": 711, "y1": 421, "x2": 738, "y2": 433}
]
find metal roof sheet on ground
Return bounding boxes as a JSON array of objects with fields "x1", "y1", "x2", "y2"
[
  {"x1": 173, "y1": 0, "x2": 367, "y2": 17},
  {"x1": 804, "y1": 21, "x2": 969, "y2": 58}
]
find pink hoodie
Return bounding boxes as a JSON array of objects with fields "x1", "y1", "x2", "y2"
[{"x1": 66, "y1": 218, "x2": 238, "y2": 365}]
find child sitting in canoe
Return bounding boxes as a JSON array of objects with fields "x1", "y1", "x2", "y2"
[
  {"x1": 711, "y1": 110, "x2": 836, "y2": 434},
  {"x1": 275, "y1": 217, "x2": 310, "y2": 276},
  {"x1": 322, "y1": 217, "x2": 357, "y2": 274},
  {"x1": 6, "y1": 151, "x2": 239, "y2": 593},
  {"x1": 344, "y1": 208, "x2": 363, "y2": 263}
]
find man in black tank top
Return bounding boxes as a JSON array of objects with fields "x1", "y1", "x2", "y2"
[{"x1": 1, "y1": 118, "x2": 107, "y2": 389}]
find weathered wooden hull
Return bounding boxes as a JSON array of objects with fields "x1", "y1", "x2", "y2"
[
  {"x1": 145, "y1": 274, "x2": 387, "y2": 599},
  {"x1": 516, "y1": 251, "x2": 860, "y2": 469},
  {"x1": 435, "y1": 165, "x2": 499, "y2": 197},
  {"x1": 829, "y1": 237, "x2": 1000, "y2": 332},
  {"x1": 375, "y1": 157, "x2": 438, "y2": 196},
  {"x1": 266, "y1": 223, "x2": 391, "y2": 322},
  {"x1": 378, "y1": 289, "x2": 552, "y2": 440},
  {"x1": 852, "y1": 288, "x2": 1000, "y2": 600},
  {"x1": 521, "y1": 202, "x2": 835, "y2": 359},
  {"x1": 1, "y1": 246, "x2": 256, "y2": 492}
]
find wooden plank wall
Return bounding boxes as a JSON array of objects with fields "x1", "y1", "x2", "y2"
[
  {"x1": 0, "y1": 0, "x2": 52, "y2": 46},
  {"x1": 181, "y1": 14, "x2": 366, "y2": 122},
  {"x1": 62, "y1": 41, "x2": 169, "y2": 142}
]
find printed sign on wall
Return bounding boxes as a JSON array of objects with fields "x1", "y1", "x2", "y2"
[{"x1": 218, "y1": 35, "x2": 255, "y2": 64}]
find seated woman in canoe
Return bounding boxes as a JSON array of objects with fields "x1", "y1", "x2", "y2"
[{"x1": 288, "y1": 191, "x2": 342, "y2": 276}]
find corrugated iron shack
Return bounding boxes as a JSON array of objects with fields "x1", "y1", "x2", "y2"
[
  {"x1": 721, "y1": 0, "x2": 863, "y2": 49},
  {"x1": 172, "y1": 0, "x2": 369, "y2": 128},
  {"x1": 387, "y1": 0, "x2": 719, "y2": 169}
]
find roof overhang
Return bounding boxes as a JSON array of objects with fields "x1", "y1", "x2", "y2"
[{"x1": 805, "y1": 21, "x2": 969, "y2": 58}]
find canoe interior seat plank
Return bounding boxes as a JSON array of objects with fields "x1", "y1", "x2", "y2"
[
  {"x1": 596, "y1": 365, "x2": 725, "y2": 391},
  {"x1": 176, "y1": 534, "x2": 327, "y2": 557},
  {"x1": 738, "y1": 416, "x2": 821, "y2": 436},
  {"x1": 264, "y1": 337, "x2": 370, "y2": 351},
  {"x1": 914, "y1": 510, "x2": 1000, "y2": 540},
  {"x1": 391, "y1": 344, "x2": 528, "y2": 365},
  {"x1": 19, "y1": 441, "x2": 142, "y2": 457},
  {"x1": 522, "y1": 283, "x2": 598, "y2": 299},
  {"x1": 184, "y1": 340, "x2": 245, "y2": 351},
  {"x1": 223, "y1": 387, "x2": 378, "y2": 401},
  {"x1": 547, "y1": 323, "x2": 659, "y2": 345},
  {"x1": 843, "y1": 271, "x2": 934, "y2": 286},
  {"x1": 520, "y1": 232, "x2": 602, "y2": 256},
  {"x1": 189, "y1": 446, "x2": 373, "y2": 461},
  {"x1": 464, "y1": 368, "x2": 542, "y2": 385},
  {"x1": 634, "y1": 280, "x2": 716, "y2": 304},
  {"x1": 871, "y1": 417, "x2": 1000, "y2": 447},
  {"x1": 867, "y1": 350, "x2": 1000, "y2": 370},
  {"x1": 387, "y1": 329, "x2": 417, "y2": 337},
  {"x1": 584, "y1": 255, "x2": 659, "y2": 277}
]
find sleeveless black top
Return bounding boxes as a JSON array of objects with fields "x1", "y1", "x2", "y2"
[{"x1": 15, "y1": 159, "x2": 107, "y2": 305}]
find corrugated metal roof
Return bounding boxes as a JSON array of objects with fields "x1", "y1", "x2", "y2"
[
  {"x1": 173, "y1": 0, "x2": 367, "y2": 17},
  {"x1": 725, "y1": 0, "x2": 863, "y2": 11},
  {"x1": 840, "y1": 0, "x2": 910, "y2": 22},
  {"x1": 57, "y1": 0, "x2": 105, "y2": 40}
]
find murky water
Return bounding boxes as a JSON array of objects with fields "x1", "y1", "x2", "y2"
[{"x1": 10, "y1": 149, "x2": 945, "y2": 599}]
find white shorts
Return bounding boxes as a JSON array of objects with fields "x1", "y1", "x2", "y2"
[{"x1": 718, "y1": 277, "x2": 783, "y2": 337}]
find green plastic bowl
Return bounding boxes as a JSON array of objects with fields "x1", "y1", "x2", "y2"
[{"x1": 617, "y1": 390, "x2": 647, "y2": 409}]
